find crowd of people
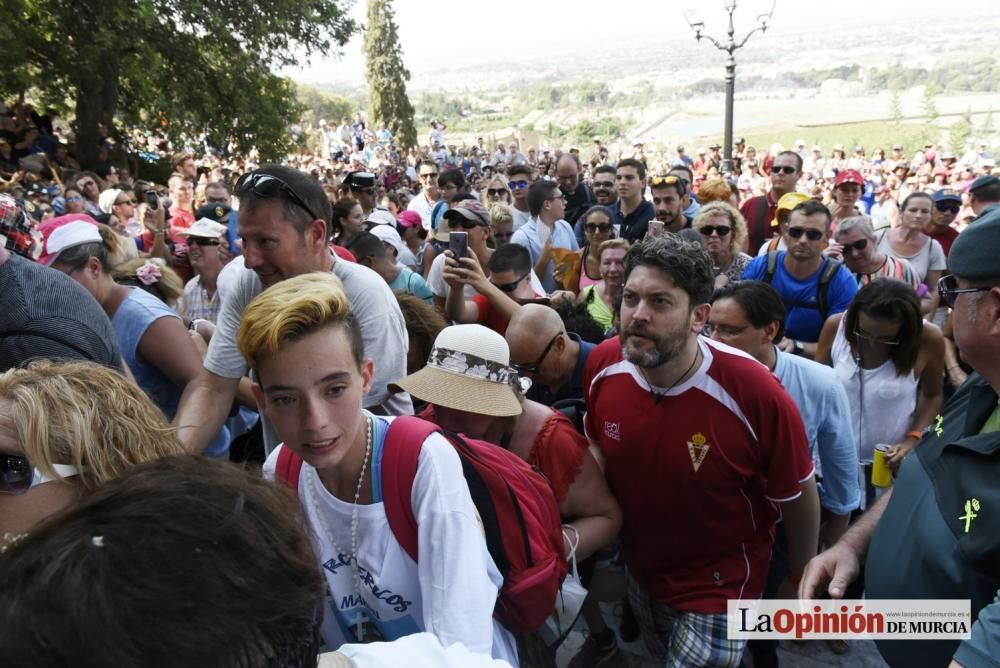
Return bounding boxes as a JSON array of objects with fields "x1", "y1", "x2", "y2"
[{"x1": 2, "y1": 96, "x2": 1000, "y2": 668}]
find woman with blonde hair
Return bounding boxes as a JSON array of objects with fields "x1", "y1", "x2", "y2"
[
  {"x1": 483, "y1": 176, "x2": 511, "y2": 206},
  {"x1": 113, "y1": 257, "x2": 185, "y2": 309},
  {"x1": 692, "y1": 201, "x2": 751, "y2": 289},
  {"x1": 243, "y1": 273, "x2": 518, "y2": 662},
  {"x1": 39, "y1": 218, "x2": 229, "y2": 455},
  {"x1": 0, "y1": 360, "x2": 186, "y2": 540},
  {"x1": 489, "y1": 203, "x2": 514, "y2": 248}
]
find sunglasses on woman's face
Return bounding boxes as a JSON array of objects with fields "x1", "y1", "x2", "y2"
[
  {"x1": 699, "y1": 225, "x2": 731, "y2": 237},
  {"x1": 0, "y1": 454, "x2": 80, "y2": 495},
  {"x1": 487, "y1": 189, "x2": 507, "y2": 197},
  {"x1": 189, "y1": 237, "x2": 221, "y2": 246},
  {"x1": 585, "y1": 223, "x2": 612, "y2": 233}
]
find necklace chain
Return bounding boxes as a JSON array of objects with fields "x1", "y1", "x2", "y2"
[
  {"x1": 638, "y1": 345, "x2": 702, "y2": 397},
  {"x1": 306, "y1": 414, "x2": 373, "y2": 602}
]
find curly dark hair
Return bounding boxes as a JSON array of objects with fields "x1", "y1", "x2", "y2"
[{"x1": 623, "y1": 233, "x2": 715, "y2": 307}]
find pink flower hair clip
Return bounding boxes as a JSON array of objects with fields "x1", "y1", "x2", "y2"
[{"x1": 135, "y1": 260, "x2": 162, "y2": 286}]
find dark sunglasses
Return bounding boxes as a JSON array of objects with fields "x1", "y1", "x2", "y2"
[
  {"x1": 235, "y1": 172, "x2": 322, "y2": 223},
  {"x1": 842, "y1": 238, "x2": 868, "y2": 254},
  {"x1": 487, "y1": 189, "x2": 508, "y2": 197},
  {"x1": 189, "y1": 237, "x2": 221, "y2": 246},
  {"x1": 585, "y1": 223, "x2": 613, "y2": 233},
  {"x1": 490, "y1": 270, "x2": 530, "y2": 293},
  {"x1": 938, "y1": 274, "x2": 993, "y2": 308},
  {"x1": 507, "y1": 180, "x2": 529, "y2": 190},
  {"x1": 935, "y1": 203, "x2": 960, "y2": 214},
  {"x1": 0, "y1": 454, "x2": 78, "y2": 495},
  {"x1": 787, "y1": 227, "x2": 825, "y2": 241},
  {"x1": 511, "y1": 332, "x2": 562, "y2": 374},
  {"x1": 699, "y1": 225, "x2": 731, "y2": 237},
  {"x1": 771, "y1": 165, "x2": 798, "y2": 175},
  {"x1": 493, "y1": 230, "x2": 513, "y2": 240}
]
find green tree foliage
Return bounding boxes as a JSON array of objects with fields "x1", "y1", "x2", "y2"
[
  {"x1": 297, "y1": 84, "x2": 355, "y2": 128},
  {"x1": 949, "y1": 108, "x2": 974, "y2": 153},
  {"x1": 923, "y1": 84, "x2": 939, "y2": 123},
  {"x1": 363, "y1": 0, "x2": 417, "y2": 148},
  {"x1": 889, "y1": 87, "x2": 904, "y2": 124},
  {"x1": 2, "y1": 0, "x2": 357, "y2": 166}
]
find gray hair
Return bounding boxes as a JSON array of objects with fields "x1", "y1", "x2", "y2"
[{"x1": 835, "y1": 215, "x2": 876, "y2": 241}]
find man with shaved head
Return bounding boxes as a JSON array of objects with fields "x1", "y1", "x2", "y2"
[
  {"x1": 505, "y1": 303, "x2": 596, "y2": 406},
  {"x1": 556, "y1": 153, "x2": 594, "y2": 228}
]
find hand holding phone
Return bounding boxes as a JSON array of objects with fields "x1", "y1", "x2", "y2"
[
  {"x1": 449, "y1": 231, "x2": 468, "y2": 260},
  {"x1": 648, "y1": 220, "x2": 665, "y2": 238},
  {"x1": 145, "y1": 190, "x2": 159, "y2": 210}
]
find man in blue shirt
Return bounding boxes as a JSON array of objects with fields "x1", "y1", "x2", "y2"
[
  {"x1": 610, "y1": 158, "x2": 655, "y2": 242},
  {"x1": 742, "y1": 199, "x2": 857, "y2": 357},
  {"x1": 510, "y1": 180, "x2": 579, "y2": 293}
]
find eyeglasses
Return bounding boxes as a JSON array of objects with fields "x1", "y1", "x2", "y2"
[
  {"x1": 189, "y1": 237, "x2": 221, "y2": 246},
  {"x1": 593, "y1": 180, "x2": 615, "y2": 191},
  {"x1": 585, "y1": 223, "x2": 613, "y2": 233},
  {"x1": 235, "y1": 172, "x2": 322, "y2": 223},
  {"x1": 787, "y1": 227, "x2": 825, "y2": 241},
  {"x1": 842, "y1": 238, "x2": 869, "y2": 254},
  {"x1": 490, "y1": 270, "x2": 530, "y2": 293},
  {"x1": 0, "y1": 454, "x2": 80, "y2": 495},
  {"x1": 699, "y1": 225, "x2": 731, "y2": 237},
  {"x1": 938, "y1": 274, "x2": 994, "y2": 308},
  {"x1": 511, "y1": 332, "x2": 562, "y2": 374},
  {"x1": 935, "y1": 203, "x2": 960, "y2": 214},
  {"x1": 507, "y1": 180, "x2": 529, "y2": 190},
  {"x1": 771, "y1": 165, "x2": 798, "y2": 175},
  {"x1": 66, "y1": 195, "x2": 82, "y2": 202},
  {"x1": 487, "y1": 188, "x2": 507, "y2": 197},
  {"x1": 853, "y1": 325, "x2": 900, "y2": 346}
]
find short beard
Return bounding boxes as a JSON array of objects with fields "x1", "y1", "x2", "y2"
[{"x1": 622, "y1": 329, "x2": 687, "y2": 370}]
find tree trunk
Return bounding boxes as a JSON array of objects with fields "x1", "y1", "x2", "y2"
[{"x1": 75, "y1": 56, "x2": 120, "y2": 168}]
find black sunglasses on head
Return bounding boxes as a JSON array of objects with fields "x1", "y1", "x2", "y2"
[
  {"x1": 787, "y1": 227, "x2": 825, "y2": 241},
  {"x1": 235, "y1": 172, "x2": 322, "y2": 223}
]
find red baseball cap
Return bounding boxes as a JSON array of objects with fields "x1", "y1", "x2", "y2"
[{"x1": 834, "y1": 169, "x2": 864, "y2": 188}]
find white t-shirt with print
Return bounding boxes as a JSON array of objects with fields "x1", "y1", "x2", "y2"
[{"x1": 263, "y1": 417, "x2": 518, "y2": 665}]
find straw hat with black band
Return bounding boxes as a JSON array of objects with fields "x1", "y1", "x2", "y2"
[{"x1": 390, "y1": 324, "x2": 529, "y2": 417}]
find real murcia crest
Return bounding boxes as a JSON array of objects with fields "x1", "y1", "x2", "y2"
[{"x1": 687, "y1": 432, "x2": 711, "y2": 472}]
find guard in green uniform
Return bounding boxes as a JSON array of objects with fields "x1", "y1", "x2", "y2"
[{"x1": 800, "y1": 206, "x2": 1000, "y2": 668}]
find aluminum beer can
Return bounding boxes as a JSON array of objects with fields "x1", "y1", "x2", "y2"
[{"x1": 871, "y1": 443, "x2": 893, "y2": 488}]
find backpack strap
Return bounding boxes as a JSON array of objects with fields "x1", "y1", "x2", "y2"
[
  {"x1": 816, "y1": 258, "x2": 843, "y2": 319},
  {"x1": 764, "y1": 250, "x2": 779, "y2": 284},
  {"x1": 381, "y1": 415, "x2": 439, "y2": 563},
  {"x1": 755, "y1": 194, "x2": 769, "y2": 249},
  {"x1": 275, "y1": 444, "x2": 304, "y2": 495}
]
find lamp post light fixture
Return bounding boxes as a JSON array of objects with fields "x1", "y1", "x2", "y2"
[{"x1": 684, "y1": 0, "x2": 775, "y2": 177}]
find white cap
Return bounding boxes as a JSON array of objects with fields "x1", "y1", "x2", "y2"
[
  {"x1": 363, "y1": 208, "x2": 396, "y2": 227},
  {"x1": 369, "y1": 224, "x2": 404, "y2": 259},
  {"x1": 179, "y1": 218, "x2": 227, "y2": 239},
  {"x1": 98, "y1": 188, "x2": 123, "y2": 214}
]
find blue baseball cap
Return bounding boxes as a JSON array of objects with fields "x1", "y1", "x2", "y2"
[{"x1": 933, "y1": 188, "x2": 962, "y2": 204}]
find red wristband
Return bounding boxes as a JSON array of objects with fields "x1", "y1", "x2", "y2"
[{"x1": 906, "y1": 430, "x2": 923, "y2": 441}]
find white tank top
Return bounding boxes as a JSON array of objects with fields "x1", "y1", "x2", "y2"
[{"x1": 831, "y1": 318, "x2": 918, "y2": 463}]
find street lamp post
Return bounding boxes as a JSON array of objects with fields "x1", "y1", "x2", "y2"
[{"x1": 685, "y1": 1, "x2": 775, "y2": 177}]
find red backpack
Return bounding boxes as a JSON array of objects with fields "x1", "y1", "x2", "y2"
[{"x1": 275, "y1": 415, "x2": 567, "y2": 635}]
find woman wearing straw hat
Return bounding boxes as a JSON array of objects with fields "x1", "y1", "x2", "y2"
[
  {"x1": 393, "y1": 324, "x2": 622, "y2": 564},
  {"x1": 240, "y1": 274, "x2": 517, "y2": 664}
]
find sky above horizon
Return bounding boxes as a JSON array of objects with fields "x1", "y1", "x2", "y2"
[{"x1": 284, "y1": 0, "x2": 995, "y2": 86}]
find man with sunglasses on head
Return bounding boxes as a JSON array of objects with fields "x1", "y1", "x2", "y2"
[
  {"x1": 406, "y1": 160, "x2": 441, "y2": 230},
  {"x1": 742, "y1": 199, "x2": 858, "y2": 358},
  {"x1": 801, "y1": 207, "x2": 1000, "y2": 668},
  {"x1": 174, "y1": 165, "x2": 411, "y2": 455},
  {"x1": 740, "y1": 150, "x2": 803, "y2": 253},
  {"x1": 650, "y1": 175, "x2": 691, "y2": 234},
  {"x1": 506, "y1": 163, "x2": 533, "y2": 231}
]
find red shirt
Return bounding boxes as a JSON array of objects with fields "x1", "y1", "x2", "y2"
[
  {"x1": 472, "y1": 294, "x2": 510, "y2": 335},
  {"x1": 583, "y1": 337, "x2": 814, "y2": 613},
  {"x1": 740, "y1": 192, "x2": 778, "y2": 253},
  {"x1": 925, "y1": 226, "x2": 959, "y2": 258}
]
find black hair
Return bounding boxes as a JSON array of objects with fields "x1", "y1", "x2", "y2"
[
  {"x1": 776, "y1": 150, "x2": 804, "y2": 172},
  {"x1": 790, "y1": 199, "x2": 833, "y2": 227},
  {"x1": 438, "y1": 168, "x2": 466, "y2": 190},
  {"x1": 240, "y1": 164, "x2": 333, "y2": 238},
  {"x1": 344, "y1": 231, "x2": 385, "y2": 261},
  {"x1": 668, "y1": 164, "x2": 694, "y2": 183},
  {"x1": 844, "y1": 279, "x2": 922, "y2": 377},
  {"x1": 488, "y1": 242, "x2": 532, "y2": 275},
  {"x1": 527, "y1": 180, "x2": 560, "y2": 217},
  {"x1": 550, "y1": 297, "x2": 608, "y2": 344},
  {"x1": 594, "y1": 164, "x2": 616, "y2": 178},
  {"x1": 623, "y1": 234, "x2": 715, "y2": 307},
  {"x1": 711, "y1": 280, "x2": 787, "y2": 341},
  {"x1": 506, "y1": 163, "x2": 532, "y2": 180},
  {"x1": 617, "y1": 158, "x2": 647, "y2": 180}
]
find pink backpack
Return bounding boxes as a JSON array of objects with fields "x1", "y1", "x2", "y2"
[{"x1": 275, "y1": 415, "x2": 566, "y2": 635}]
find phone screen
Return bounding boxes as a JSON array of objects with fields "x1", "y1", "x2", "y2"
[{"x1": 449, "y1": 231, "x2": 468, "y2": 259}]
